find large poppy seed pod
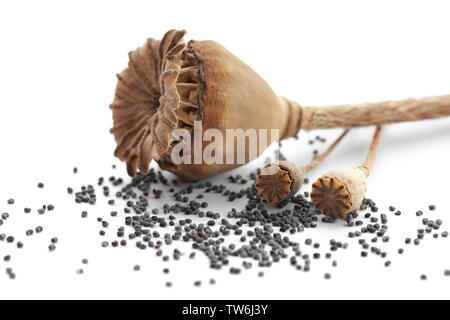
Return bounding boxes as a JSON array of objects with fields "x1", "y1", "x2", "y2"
[
  {"x1": 110, "y1": 29, "x2": 301, "y2": 181},
  {"x1": 255, "y1": 161, "x2": 304, "y2": 204},
  {"x1": 110, "y1": 30, "x2": 450, "y2": 181}
]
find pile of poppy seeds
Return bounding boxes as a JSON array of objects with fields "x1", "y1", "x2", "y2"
[{"x1": 1, "y1": 136, "x2": 450, "y2": 285}]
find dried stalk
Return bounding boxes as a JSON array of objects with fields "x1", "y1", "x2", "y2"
[
  {"x1": 358, "y1": 126, "x2": 382, "y2": 177},
  {"x1": 299, "y1": 95, "x2": 450, "y2": 131},
  {"x1": 302, "y1": 130, "x2": 349, "y2": 173}
]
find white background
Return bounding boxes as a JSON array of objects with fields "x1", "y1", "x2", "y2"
[{"x1": 0, "y1": 0, "x2": 449, "y2": 300}]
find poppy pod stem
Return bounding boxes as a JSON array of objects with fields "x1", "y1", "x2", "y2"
[
  {"x1": 358, "y1": 126, "x2": 382, "y2": 177},
  {"x1": 302, "y1": 130, "x2": 349, "y2": 173},
  {"x1": 311, "y1": 126, "x2": 383, "y2": 220},
  {"x1": 299, "y1": 95, "x2": 450, "y2": 131}
]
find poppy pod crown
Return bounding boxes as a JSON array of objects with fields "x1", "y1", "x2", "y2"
[{"x1": 110, "y1": 29, "x2": 301, "y2": 181}]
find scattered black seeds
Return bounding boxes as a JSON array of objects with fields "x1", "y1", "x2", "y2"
[
  {"x1": 7, "y1": 199, "x2": 15, "y2": 205},
  {"x1": 0, "y1": 153, "x2": 447, "y2": 288},
  {"x1": 6, "y1": 268, "x2": 16, "y2": 280}
]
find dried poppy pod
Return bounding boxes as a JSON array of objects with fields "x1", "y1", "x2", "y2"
[
  {"x1": 110, "y1": 29, "x2": 302, "y2": 180},
  {"x1": 110, "y1": 29, "x2": 450, "y2": 181},
  {"x1": 255, "y1": 161, "x2": 304, "y2": 204},
  {"x1": 311, "y1": 127, "x2": 382, "y2": 219},
  {"x1": 256, "y1": 130, "x2": 349, "y2": 204}
]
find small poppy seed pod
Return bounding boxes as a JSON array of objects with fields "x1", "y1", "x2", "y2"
[
  {"x1": 255, "y1": 161, "x2": 304, "y2": 204},
  {"x1": 255, "y1": 129, "x2": 349, "y2": 204},
  {"x1": 311, "y1": 126, "x2": 382, "y2": 219},
  {"x1": 311, "y1": 167, "x2": 367, "y2": 220}
]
